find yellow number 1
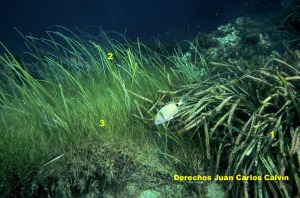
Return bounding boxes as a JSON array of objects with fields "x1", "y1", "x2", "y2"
[
  {"x1": 99, "y1": 120, "x2": 105, "y2": 127},
  {"x1": 270, "y1": 131, "x2": 274, "y2": 138}
]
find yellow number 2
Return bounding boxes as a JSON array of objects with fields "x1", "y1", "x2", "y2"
[
  {"x1": 99, "y1": 120, "x2": 105, "y2": 127},
  {"x1": 108, "y1": 52, "x2": 113, "y2": 60},
  {"x1": 270, "y1": 131, "x2": 275, "y2": 138}
]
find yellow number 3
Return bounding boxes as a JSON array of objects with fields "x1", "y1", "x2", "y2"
[{"x1": 99, "y1": 120, "x2": 105, "y2": 127}]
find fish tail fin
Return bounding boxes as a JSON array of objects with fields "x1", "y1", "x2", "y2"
[{"x1": 178, "y1": 95, "x2": 187, "y2": 106}]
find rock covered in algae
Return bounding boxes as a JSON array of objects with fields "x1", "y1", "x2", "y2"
[
  {"x1": 138, "y1": 190, "x2": 162, "y2": 198},
  {"x1": 193, "y1": 17, "x2": 283, "y2": 65}
]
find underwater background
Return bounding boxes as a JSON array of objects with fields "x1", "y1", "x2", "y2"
[
  {"x1": 1, "y1": 0, "x2": 281, "y2": 54},
  {"x1": 0, "y1": 0, "x2": 299, "y2": 197}
]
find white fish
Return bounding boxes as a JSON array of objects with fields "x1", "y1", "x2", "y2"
[{"x1": 154, "y1": 96, "x2": 186, "y2": 125}]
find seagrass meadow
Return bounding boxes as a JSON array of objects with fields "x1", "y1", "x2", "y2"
[{"x1": 0, "y1": 26, "x2": 299, "y2": 197}]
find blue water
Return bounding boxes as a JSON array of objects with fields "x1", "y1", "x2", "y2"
[{"x1": 0, "y1": 0, "x2": 281, "y2": 54}]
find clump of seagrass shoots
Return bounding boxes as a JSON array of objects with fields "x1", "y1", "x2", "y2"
[{"x1": 173, "y1": 50, "x2": 300, "y2": 197}]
